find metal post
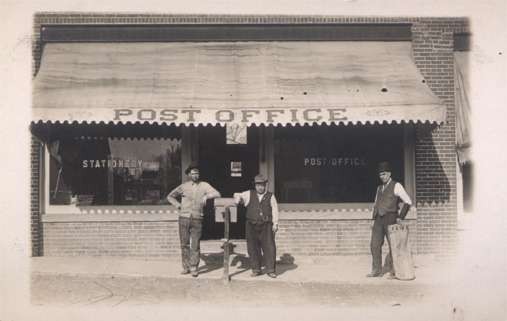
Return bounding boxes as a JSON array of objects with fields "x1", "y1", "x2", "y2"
[{"x1": 222, "y1": 206, "x2": 231, "y2": 283}]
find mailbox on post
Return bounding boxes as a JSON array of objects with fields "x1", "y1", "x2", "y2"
[
  {"x1": 214, "y1": 197, "x2": 237, "y2": 283},
  {"x1": 214, "y1": 198, "x2": 237, "y2": 223}
]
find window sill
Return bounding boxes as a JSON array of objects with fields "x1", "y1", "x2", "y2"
[
  {"x1": 43, "y1": 205, "x2": 178, "y2": 216},
  {"x1": 279, "y1": 203, "x2": 417, "y2": 220},
  {"x1": 279, "y1": 203, "x2": 373, "y2": 212},
  {"x1": 42, "y1": 212, "x2": 178, "y2": 223},
  {"x1": 41, "y1": 203, "x2": 417, "y2": 222}
]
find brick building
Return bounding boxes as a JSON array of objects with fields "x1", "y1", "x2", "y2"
[{"x1": 30, "y1": 13, "x2": 470, "y2": 258}]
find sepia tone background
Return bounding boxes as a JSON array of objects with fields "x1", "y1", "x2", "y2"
[{"x1": 1, "y1": 0, "x2": 506, "y2": 320}]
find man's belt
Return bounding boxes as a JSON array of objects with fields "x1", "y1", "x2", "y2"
[
  {"x1": 379, "y1": 211, "x2": 398, "y2": 217},
  {"x1": 248, "y1": 218, "x2": 271, "y2": 225}
]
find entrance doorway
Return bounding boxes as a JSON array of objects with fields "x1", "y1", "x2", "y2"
[{"x1": 198, "y1": 126, "x2": 259, "y2": 240}]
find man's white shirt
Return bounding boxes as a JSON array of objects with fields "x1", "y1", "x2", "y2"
[{"x1": 234, "y1": 191, "x2": 279, "y2": 225}]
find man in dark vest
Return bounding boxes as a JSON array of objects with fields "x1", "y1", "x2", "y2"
[
  {"x1": 234, "y1": 174, "x2": 279, "y2": 278},
  {"x1": 367, "y1": 161, "x2": 412, "y2": 278}
]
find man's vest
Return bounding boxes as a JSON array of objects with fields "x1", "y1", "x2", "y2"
[
  {"x1": 246, "y1": 190, "x2": 273, "y2": 223},
  {"x1": 373, "y1": 180, "x2": 399, "y2": 218}
]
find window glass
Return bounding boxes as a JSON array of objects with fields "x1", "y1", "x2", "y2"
[
  {"x1": 49, "y1": 136, "x2": 181, "y2": 205},
  {"x1": 274, "y1": 125, "x2": 404, "y2": 203}
]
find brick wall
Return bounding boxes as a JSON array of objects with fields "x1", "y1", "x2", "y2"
[
  {"x1": 31, "y1": 136, "x2": 43, "y2": 256},
  {"x1": 411, "y1": 20, "x2": 469, "y2": 254},
  {"x1": 40, "y1": 219, "x2": 415, "y2": 257},
  {"x1": 31, "y1": 14, "x2": 469, "y2": 257},
  {"x1": 43, "y1": 221, "x2": 180, "y2": 256},
  {"x1": 277, "y1": 220, "x2": 417, "y2": 256}
]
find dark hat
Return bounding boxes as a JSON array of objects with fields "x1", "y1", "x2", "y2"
[
  {"x1": 254, "y1": 174, "x2": 268, "y2": 184},
  {"x1": 185, "y1": 164, "x2": 200, "y2": 175},
  {"x1": 377, "y1": 161, "x2": 391, "y2": 173}
]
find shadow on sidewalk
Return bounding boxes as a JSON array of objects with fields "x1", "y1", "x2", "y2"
[
  {"x1": 198, "y1": 251, "x2": 252, "y2": 277},
  {"x1": 198, "y1": 252, "x2": 227, "y2": 274},
  {"x1": 198, "y1": 251, "x2": 298, "y2": 278},
  {"x1": 275, "y1": 253, "x2": 298, "y2": 276}
]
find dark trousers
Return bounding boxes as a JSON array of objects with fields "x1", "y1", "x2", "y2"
[
  {"x1": 245, "y1": 221, "x2": 276, "y2": 273},
  {"x1": 370, "y1": 212, "x2": 397, "y2": 274},
  {"x1": 178, "y1": 217, "x2": 202, "y2": 271}
]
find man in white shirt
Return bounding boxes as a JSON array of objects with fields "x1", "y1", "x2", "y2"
[
  {"x1": 167, "y1": 164, "x2": 221, "y2": 277},
  {"x1": 367, "y1": 161, "x2": 412, "y2": 278},
  {"x1": 234, "y1": 174, "x2": 279, "y2": 278}
]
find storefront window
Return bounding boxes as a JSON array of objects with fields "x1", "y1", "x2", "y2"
[
  {"x1": 274, "y1": 125, "x2": 404, "y2": 203},
  {"x1": 48, "y1": 136, "x2": 181, "y2": 206}
]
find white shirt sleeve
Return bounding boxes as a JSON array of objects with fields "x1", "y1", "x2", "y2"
[
  {"x1": 233, "y1": 190, "x2": 251, "y2": 206},
  {"x1": 394, "y1": 183, "x2": 412, "y2": 206},
  {"x1": 270, "y1": 194, "x2": 279, "y2": 225},
  {"x1": 202, "y1": 182, "x2": 221, "y2": 199},
  {"x1": 234, "y1": 191, "x2": 278, "y2": 224}
]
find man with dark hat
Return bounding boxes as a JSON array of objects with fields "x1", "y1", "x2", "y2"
[
  {"x1": 367, "y1": 161, "x2": 412, "y2": 278},
  {"x1": 233, "y1": 174, "x2": 279, "y2": 278},
  {"x1": 167, "y1": 164, "x2": 221, "y2": 277}
]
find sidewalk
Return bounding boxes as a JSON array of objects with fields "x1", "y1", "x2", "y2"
[
  {"x1": 26, "y1": 227, "x2": 500, "y2": 320},
  {"x1": 31, "y1": 252, "x2": 455, "y2": 286},
  {"x1": 30, "y1": 242, "x2": 462, "y2": 309}
]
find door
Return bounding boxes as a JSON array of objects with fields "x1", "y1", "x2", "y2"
[{"x1": 198, "y1": 126, "x2": 259, "y2": 240}]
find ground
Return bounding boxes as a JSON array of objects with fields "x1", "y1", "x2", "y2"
[{"x1": 26, "y1": 254, "x2": 468, "y2": 321}]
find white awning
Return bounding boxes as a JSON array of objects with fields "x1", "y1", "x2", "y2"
[
  {"x1": 33, "y1": 41, "x2": 445, "y2": 126},
  {"x1": 455, "y1": 51, "x2": 472, "y2": 165}
]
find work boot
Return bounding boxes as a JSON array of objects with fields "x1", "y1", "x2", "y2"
[
  {"x1": 191, "y1": 268, "x2": 199, "y2": 277},
  {"x1": 180, "y1": 269, "x2": 190, "y2": 275},
  {"x1": 250, "y1": 270, "x2": 261, "y2": 277},
  {"x1": 366, "y1": 272, "x2": 382, "y2": 277},
  {"x1": 267, "y1": 272, "x2": 277, "y2": 279}
]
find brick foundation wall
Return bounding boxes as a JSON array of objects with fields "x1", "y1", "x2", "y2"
[
  {"x1": 43, "y1": 221, "x2": 180, "y2": 256},
  {"x1": 276, "y1": 220, "x2": 417, "y2": 256},
  {"x1": 31, "y1": 137, "x2": 43, "y2": 256},
  {"x1": 31, "y1": 14, "x2": 469, "y2": 257},
  {"x1": 40, "y1": 219, "x2": 416, "y2": 257}
]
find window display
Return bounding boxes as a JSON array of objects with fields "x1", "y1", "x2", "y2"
[
  {"x1": 49, "y1": 134, "x2": 181, "y2": 206},
  {"x1": 274, "y1": 124, "x2": 404, "y2": 203}
]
